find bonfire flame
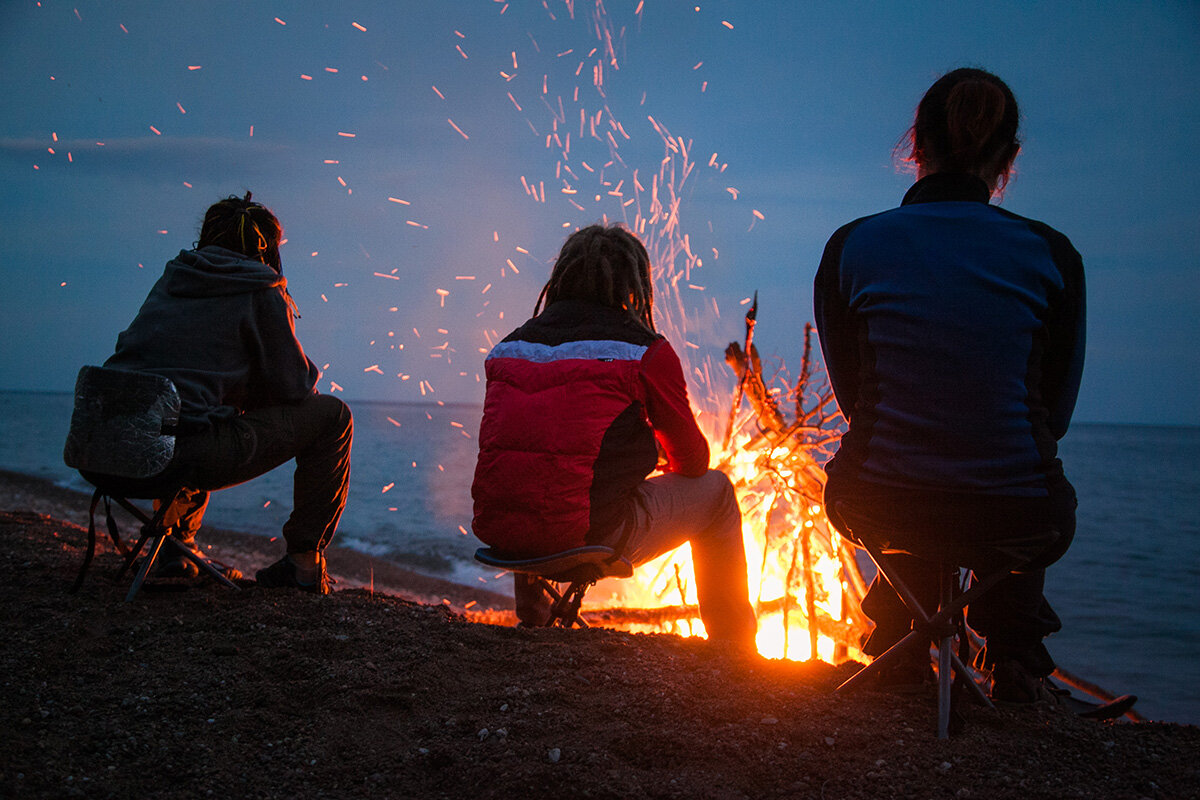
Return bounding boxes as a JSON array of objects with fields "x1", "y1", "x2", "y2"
[{"x1": 592, "y1": 290, "x2": 872, "y2": 664}]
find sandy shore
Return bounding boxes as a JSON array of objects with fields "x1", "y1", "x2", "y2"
[{"x1": 1, "y1": 469, "x2": 1196, "y2": 799}]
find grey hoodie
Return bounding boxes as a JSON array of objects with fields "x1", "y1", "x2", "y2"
[{"x1": 105, "y1": 246, "x2": 319, "y2": 428}]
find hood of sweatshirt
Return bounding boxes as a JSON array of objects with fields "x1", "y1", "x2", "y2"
[{"x1": 164, "y1": 246, "x2": 287, "y2": 298}]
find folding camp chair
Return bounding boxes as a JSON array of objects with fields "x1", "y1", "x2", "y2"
[
  {"x1": 831, "y1": 500, "x2": 1036, "y2": 739},
  {"x1": 64, "y1": 365, "x2": 239, "y2": 601},
  {"x1": 474, "y1": 545, "x2": 634, "y2": 628}
]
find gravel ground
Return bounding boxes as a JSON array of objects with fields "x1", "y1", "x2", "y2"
[{"x1": 1, "y1": 470, "x2": 1196, "y2": 799}]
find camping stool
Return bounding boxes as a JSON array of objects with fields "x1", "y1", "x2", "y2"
[
  {"x1": 75, "y1": 482, "x2": 240, "y2": 602},
  {"x1": 474, "y1": 545, "x2": 634, "y2": 628},
  {"x1": 64, "y1": 365, "x2": 239, "y2": 601},
  {"x1": 832, "y1": 501, "x2": 1009, "y2": 739}
]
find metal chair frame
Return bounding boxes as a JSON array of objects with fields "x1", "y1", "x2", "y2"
[
  {"x1": 836, "y1": 532, "x2": 1003, "y2": 738},
  {"x1": 474, "y1": 545, "x2": 633, "y2": 628},
  {"x1": 73, "y1": 484, "x2": 239, "y2": 602}
]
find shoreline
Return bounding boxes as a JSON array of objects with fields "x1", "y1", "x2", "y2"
[{"x1": 0, "y1": 467, "x2": 512, "y2": 615}]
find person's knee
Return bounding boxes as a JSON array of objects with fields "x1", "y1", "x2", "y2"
[
  {"x1": 704, "y1": 468, "x2": 736, "y2": 499},
  {"x1": 310, "y1": 393, "x2": 353, "y2": 436},
  {"x1": 700, "y1": 468, "x2": 741, "y2": 535}
]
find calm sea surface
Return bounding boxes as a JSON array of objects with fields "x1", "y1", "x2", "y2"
[{"x1": 3, "y1": 391, "x2": 1196, "y2": 725}]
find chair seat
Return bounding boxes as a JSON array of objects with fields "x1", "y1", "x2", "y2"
[
  {"x1": 475, "y1": 545, "x2": 634, "y2": 582},
  {"x1": 79, "y1": 469, "x2": 187, "y2": 502}
]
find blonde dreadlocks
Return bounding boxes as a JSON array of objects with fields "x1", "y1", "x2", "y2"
[{"x1": 534, "y1": 224, "x2": 656, "y2": 333}]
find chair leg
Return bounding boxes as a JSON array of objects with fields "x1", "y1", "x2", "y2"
[
  {"x1": 114, "y1": 499, "x2": 167, "y2": 581},
  {"x1": 950, "y1": 650, "x2": 994, "y2": 708},
  {"x1": 126, "y1": 532, "x2": 169, "y2": 602},
  {"x1": 548, "y1": 580, "x2": 592, "y2": 628},
  {"x1": 836, "y1": 628, "x2": 927, "y2": 693},
  {"x1": 937, "y1": 571, "x2": 954, "y2": 739},
  {"x1": 116, "y1": 527, "x2": 155, "y2": 581}
]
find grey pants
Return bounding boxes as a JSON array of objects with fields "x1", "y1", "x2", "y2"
[
  {"x1": 516, "y1": 469, "x2": 757, "y2": 646},
  {"x1": 136, "y1": 393, "x2": 353, "y2": 553}
]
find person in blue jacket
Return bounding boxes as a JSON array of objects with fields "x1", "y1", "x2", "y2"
[
  {"x1": 814, "y1": 68, "x2": 1085, "y2": 701},
  {"x1": 104, "y1": 193, "x2": 353, "y2": 593}
]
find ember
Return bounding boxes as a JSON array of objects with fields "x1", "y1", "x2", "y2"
[{"x1": 489, "y1": 1, "x2": 871, "y2": 663}]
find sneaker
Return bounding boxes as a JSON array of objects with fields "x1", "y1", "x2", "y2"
[
  {"x1": 256, "y1": 553, "x2": 331, "y2": 595},
  {"x1": 140, "y1": 537, "x2": 242, "y2": 582},
  {"x1": 987, "y1": 658, "x2": 1060, "y2": 704},
  {"x1": 152, "y1": 554, "x2": 201, "y2": 580}
]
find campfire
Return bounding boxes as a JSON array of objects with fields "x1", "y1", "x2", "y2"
[{"x1": 587, "y1": 293, "x2": 871, "y2": 665}]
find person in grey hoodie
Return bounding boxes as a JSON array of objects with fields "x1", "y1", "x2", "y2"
[{"x1": 104, "y1": 193, "x2": 352, "y2": 593}]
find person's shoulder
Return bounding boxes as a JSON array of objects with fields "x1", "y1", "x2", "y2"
[
  {"x1": 824, "y1": 208, "x2": 896, "y2": 251},
  {"x1": 991, "y1": 206, "x2": 1078, "y2": 252}
]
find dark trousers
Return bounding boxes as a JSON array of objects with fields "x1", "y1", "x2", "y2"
[
  {"x1": 825, "y1": 474, "x2": 1076, "y2": 676},
  {"x1": 110, "y1": 394, "x2": 353, "y2": 553}
]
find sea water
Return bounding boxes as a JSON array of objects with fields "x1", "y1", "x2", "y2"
[{"x1": 4, "y1": 390, "x2": 1196, "y2": 725}]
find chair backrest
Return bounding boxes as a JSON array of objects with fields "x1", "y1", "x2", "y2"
[{"x1": 63, "y1": 366, "x2": 181, "y2": 479}]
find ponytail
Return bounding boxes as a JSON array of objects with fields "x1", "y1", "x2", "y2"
[{"x1": 907, "y1": 68, "x2": 1020, "y2": 191}]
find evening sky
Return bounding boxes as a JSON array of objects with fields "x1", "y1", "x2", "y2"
[{"x1": 1, "y1": 1, "x2": 1196, "y2": 425}]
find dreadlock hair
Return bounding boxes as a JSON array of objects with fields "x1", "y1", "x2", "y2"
[
  {"x1": 197, "y1": 191, "x2": 283, "y2": 272},
  {"x1": 534, "y1": 224, "x2": 657, "y2": 333}
]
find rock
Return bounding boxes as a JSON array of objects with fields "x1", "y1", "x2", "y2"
[{"x1": 548, "y1": 748, "x2": 561, "y2": 763}]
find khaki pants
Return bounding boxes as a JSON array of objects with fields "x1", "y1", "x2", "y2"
[{"x1": 516, "y1": 469, "x2": 757, "y2": 646}]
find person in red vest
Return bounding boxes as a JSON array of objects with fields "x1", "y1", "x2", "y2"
[{"x1": 471, "y1": 224, "x2": 756, "y2": 649}]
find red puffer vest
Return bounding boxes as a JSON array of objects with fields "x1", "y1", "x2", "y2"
[{"x1": 471, "y1": 300, "x2": 708, "y2": 556}]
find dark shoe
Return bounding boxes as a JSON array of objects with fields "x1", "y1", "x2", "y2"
[
  {"x1": 987, "y1": 658, "x2": 1060, "y2": 704},
  {"x1": 153, "y1": 554, "x2": 201, "y2": 579},
  {"x1": 138, "y1": 536, "x2": 242, "y2": 582},
  {"x1": 871, "y1": 650, "x2": 935, "y2": 693},
  {"x1": 256, "y1": 554, "x2": 331, "y2": 595},
  {"x1": 163, "y1": 536, "x2": 243, "y2": 581}
]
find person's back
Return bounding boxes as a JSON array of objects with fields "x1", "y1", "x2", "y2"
[
  {"x1": 473, "y1": 298, "x2": 666, "y2": 556},
  {"x1": 815, "y1": 68, "x2": 1086, "y2": 702},
  {"x1": 820, "y1": 175, "x2": 1083, "y2": 497},
  {"x1": 106, "y1": 245, "x2": 317, "y2": 427}
]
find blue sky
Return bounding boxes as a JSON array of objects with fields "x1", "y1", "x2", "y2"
[{"x1": 1, "y1": 1, "x2": 1197, "y2": 425}]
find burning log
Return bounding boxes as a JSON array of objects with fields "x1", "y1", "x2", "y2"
[
  {"x1": 715, "y1": 300, "x2": 872, "y2": 660},
  {"x1": 578, "y1": 598, "x2": 862, "y2": 647}
]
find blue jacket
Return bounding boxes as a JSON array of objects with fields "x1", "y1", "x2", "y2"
[{"x1": 814, "y1": 173, "x2": 1085, "y2": 498}]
